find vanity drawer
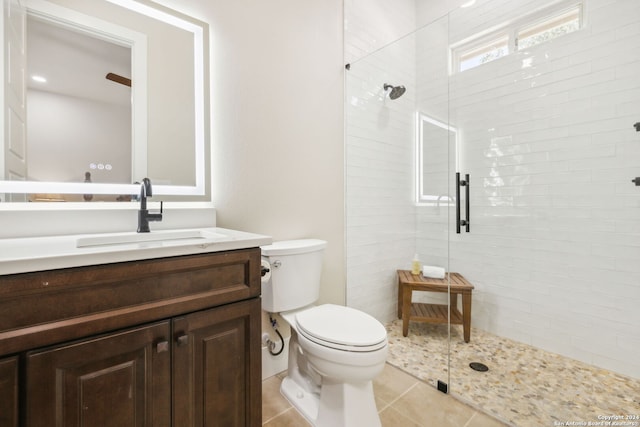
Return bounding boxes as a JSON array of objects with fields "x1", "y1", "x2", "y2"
[{"x1": 0, "y1": 247, "x2": 261, "y2": 355}]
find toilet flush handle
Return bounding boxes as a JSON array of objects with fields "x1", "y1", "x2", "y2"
[{"x1": 272, "y1": 260, "x2": 282, "y2": 268}]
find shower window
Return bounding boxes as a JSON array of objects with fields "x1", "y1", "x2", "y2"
[
  {"x1": 516, "y1": 6, "x2": 581, "y2": 50},
  {"x1": 451, "y1": 1, "x2": 583, "y2": 73},
  {"x1": 454, "y1": 34, "x2": 509, "y2": 72}
]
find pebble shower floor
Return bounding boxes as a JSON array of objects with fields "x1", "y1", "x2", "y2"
[{"x1": 385, "y1": 320, "x2": 640, "y2": 427}]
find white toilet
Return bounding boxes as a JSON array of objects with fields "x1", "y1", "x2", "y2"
[{"x1": 261, "y1": 239, "x2": 388, "y2": 427}]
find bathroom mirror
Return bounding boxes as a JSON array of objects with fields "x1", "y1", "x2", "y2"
[
  {"x1": 0, "y1": 0, "x2": 209, "y2": 203},
  {"x1": 416, "y1": 113, "x2": 457, "y2": 206}
]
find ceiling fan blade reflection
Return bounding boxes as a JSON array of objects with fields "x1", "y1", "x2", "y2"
[{"x1": 106, "y1": 72, "x2": 131, "y2": 87}]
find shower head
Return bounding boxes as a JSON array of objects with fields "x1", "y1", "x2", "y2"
[{"x1": 384, "y1": 83, "x2": 406, "y2": 100}]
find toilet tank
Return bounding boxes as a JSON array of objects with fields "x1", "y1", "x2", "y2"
[{"x1": 261, "y1": 239, "x2": 327, "y2": 313}]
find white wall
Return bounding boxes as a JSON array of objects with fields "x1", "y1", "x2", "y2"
[
  {"x1": 156, "y1": 0, "x2": 346, "y2": 305},
  {"x1": 176, "y1": 0, "x2": 345, "y2": 379},
  {"x1": 344, "y1": 0, "x2": 416, "y2": 64}
]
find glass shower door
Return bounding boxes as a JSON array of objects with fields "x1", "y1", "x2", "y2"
[
  {"x1": 410, "y1": 13, "x2": 457, "y2": 393},
  {"x1": 346, "y1": 0, "x2": 640, "y2": 425},
  {"x1": 445, "y1": 0, "x2": 640, "y2": 424},
  {"x1": 345, "y1": 13, "x2": 455, "y2": 393}
]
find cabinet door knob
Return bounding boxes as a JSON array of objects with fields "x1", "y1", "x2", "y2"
[
  {"x1": 156, "y1": 340, "x2": 169, "y2": 353},
  {"x1": 176, "y1": 334, "x2": 189, "y2": 347}
]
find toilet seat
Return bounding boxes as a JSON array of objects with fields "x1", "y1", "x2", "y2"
[{"x1": 295, "y1": 304, "x2": 387, "y2": 352}]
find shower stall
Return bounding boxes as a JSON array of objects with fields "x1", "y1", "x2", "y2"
[{"x1": 345, "y1": 0, "x2": 640, "y2": 424}]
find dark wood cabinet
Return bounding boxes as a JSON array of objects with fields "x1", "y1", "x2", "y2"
[
  {"x1": 0, "y1": 357, "x2": 18, "y2": 427},
  {"x1": 25, "y1": 321, "x2": 171, "y2": 427},
  {"x1": 0, "y1": 247, "x2": 262, "y2": 427},
  {"x1": 173, "y1": 299, "x2": 261, "y2": 427}
]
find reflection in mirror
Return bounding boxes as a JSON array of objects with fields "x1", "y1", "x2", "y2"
[
  {"x1": 27, "y1": 14, "x2": 134, "y2": 189},
  {"x1": 0, "y1": 0, "x2": 208, "y2": 203},
  {"x1": 416, "y1": 113, "x2": 457, "y2": 206}
]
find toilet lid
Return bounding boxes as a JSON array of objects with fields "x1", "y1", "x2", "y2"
[{"x1": 295, "y1": 304, "x2": 387, "y2": 351}]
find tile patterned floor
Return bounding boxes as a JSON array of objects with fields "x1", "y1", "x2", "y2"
[
  {"x1": 262, "y1": 364, "x2": 509, "y2": 427},
  {"x1": 261, "y1": 320, "x2": 640, "y2": 426},
  {"x1": 385, "y1": 319, "x2": 640, "y2": 427}
]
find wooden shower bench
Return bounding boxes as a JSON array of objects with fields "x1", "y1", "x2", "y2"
[{"x1": 397, "y1": 270, "x2": 474, "y2": 343}]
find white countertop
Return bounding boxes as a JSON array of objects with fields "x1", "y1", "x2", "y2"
[{"x1": 0, "y1": 227, "x2": 272, "y2": 275}]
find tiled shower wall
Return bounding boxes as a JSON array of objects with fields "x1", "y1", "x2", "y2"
[
  {"x1": 344, "y1": 0, "x2": 417, "y2": 321},
  {"x1": 344, "y1": 70, "x2": 415, "y2": 321},
  {"x1": 417, "y1": 0, "x2": 640, "y2": 379},
  {"x1": 346, "y1": 0, "x2": 640, "y2": 379}
]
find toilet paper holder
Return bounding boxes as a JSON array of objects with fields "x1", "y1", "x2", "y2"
[
  {"x1": 261, "y1": 260, "x2": 272, "y2": 283},
  {"x1": 261, "y1": 263, "x2": 270, "y2": 277}
]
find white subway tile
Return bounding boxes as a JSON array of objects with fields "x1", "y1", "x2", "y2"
[{"x1": 346, "y1": 0, "x2": 640, "y2": 380}]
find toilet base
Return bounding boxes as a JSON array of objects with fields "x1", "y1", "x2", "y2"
[
  {"x1": 281, "y1": 375, "x2": 381, "y2": 427},
  {"x1": 281, "y1": 376, "x2": 320, "y2": 423}
]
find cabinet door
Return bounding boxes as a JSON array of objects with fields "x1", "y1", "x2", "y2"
[
  {"x1": 173, "y1": 298, "x2": 261, "y2": 427},
  {"x1": 25, "y1": 322, "x2": 171, "y2": 427},
  {"x1": 0, "y1": 356, "x2": 18, "y2": 427}
]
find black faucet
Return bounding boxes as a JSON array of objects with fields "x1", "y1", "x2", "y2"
[{"x1": 137, "y1": 178, "x2": 163, "y2": 233}]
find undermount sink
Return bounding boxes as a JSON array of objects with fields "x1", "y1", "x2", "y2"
[{"x1": 76, "y1": 229, "x2": 227, "y2": 248}]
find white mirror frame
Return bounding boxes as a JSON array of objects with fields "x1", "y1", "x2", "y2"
[{"x1": 0, "y1": 0, "x2": 206, "y2": 202}]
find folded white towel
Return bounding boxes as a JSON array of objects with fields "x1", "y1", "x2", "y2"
[{"x1": 422, "y1": 265, "x2": 446, "y2": 279}]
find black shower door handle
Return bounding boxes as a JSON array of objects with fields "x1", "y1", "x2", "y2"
[
  {"x1": 456, "y1": 172, "x2": 470, "y2": 234},
  {"x1": 456, "y1": 173, "x2": 461, "y2": 234},
  {"x1": 464, "y1": 173, "x2": 470, "y2": 232}
]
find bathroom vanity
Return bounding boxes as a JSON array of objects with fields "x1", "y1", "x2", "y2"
[
  {"x1": 0, "y1": 228, "x2": 270, "y2": 427},
  {"x1": 0, "y1": 0, "x2": 265, "y2": 423}
]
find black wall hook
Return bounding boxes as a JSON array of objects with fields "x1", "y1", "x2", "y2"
[{"x1": 634, "y1": 122, "x2": 640, "y2": 132}]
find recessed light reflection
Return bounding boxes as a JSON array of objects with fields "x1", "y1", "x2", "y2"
[{"x1": 31, "y1": 75, "x2": 47, "y2": 83}]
